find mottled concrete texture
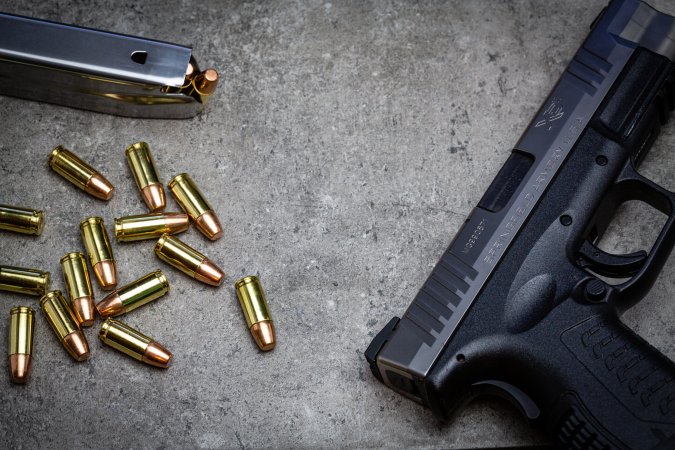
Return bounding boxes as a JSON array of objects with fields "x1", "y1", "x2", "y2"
[{"x1": 1, "y1": 1, "x2": 674, "y2": 448}]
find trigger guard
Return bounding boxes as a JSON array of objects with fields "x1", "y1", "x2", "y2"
[{"x1": 472, "y1": 380, "x2": 541, "y2": 420}]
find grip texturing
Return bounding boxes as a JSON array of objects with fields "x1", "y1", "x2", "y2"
[{"x1": 555, "y1": 315, "x2": 675, "y2": 448}]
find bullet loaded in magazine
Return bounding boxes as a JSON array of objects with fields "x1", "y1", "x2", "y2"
[
  {"x1": 366, "y1": 0, "x2": 675, "y2": 448},
  {"x1": 0, "y1": 12, "x2": 218, "y2": 118}
]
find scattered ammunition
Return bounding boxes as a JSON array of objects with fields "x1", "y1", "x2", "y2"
[
  {"x1": 188, "y1": 68, "x2": 219, "y2": 104},
  {"x1": 60, "y1": 253, "x2": 95, "y2": 327},
  {"x1": 80, "y1": 217, "x2": 117, "y2": 290},
  {"x1": 0, "y1": 265, "x2": 50, "y2": 296},
  {"x1": 8, "y1": 306, "x2": 34, "y2": 384},
  {"x1": 48, "y1": 146, "x2": 114, "y2": 200},
  {"x1": 0, "y1": 204, "x2": 45, "y2": 235},
  {"x1": 155, "y1": 234, "x2": 225, "y2": 286},
  {"x1": 114, "y1": 212, "x2": 189, "y2": 242},
  {"x1": 40, "y1": 291, "x2": 90, "y2": 361},
  {"x1": 234, "y1": 276, "x2": 276, "y2": 351},
  {"x1": 99, "y1": 319, "x2": 172, "y2": 368},
  {"x1": 96, "y1": 270, "x2": 169, "y2": 318},
  {"x1": 168, "y1": 173, "x2": 222, "y2": 240},
  {"x1": 125, "y1": 142, "x2": 165, "y2": 212}
]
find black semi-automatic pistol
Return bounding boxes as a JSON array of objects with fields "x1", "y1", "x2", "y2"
[{"x1": 366, "y1": 0, "x2": 675, "y2": 448}]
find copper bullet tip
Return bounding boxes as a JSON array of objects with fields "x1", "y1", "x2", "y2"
[
  {"x1": 72, "y1": 296, "x2": 96, "y2": 327},
  {"x1": 9, "y1": 354, "x2": 32, "y2": 384},
  {"x1": 93, "y1": 260, "x2": 117, "y2": 290},
  {"x1": 63, "y1": 331, "x2": 90, "y2": 361},
  {"x1": 195, "y1": 258, "x2": 225, "y2": 286},
  {"x1": 85, "y1": 173, "x2": 115, "y2": 201},
  {"x1": 141, "y1": 183, "x2": 166, "y2": 212},
  {"x1": 96, "y1": 292, "x2": 124, "y2": 318},
  {"x1": 195, "y1": 211, "x2": 222, "y2": 240},
  {"x1": 142, "y1": 342, "x2": 173, "y2": 368},
  {"x1": 250, "y1": 320, "x2": 276, "y2": 351},
  {"x1": 186, "y1": 61, "x2": 197, "y2": 79},
  {"x1": 194, "y1": 69, "x2": 219, "y2": 95}
]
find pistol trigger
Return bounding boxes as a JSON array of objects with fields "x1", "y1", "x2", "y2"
[
  {"x1": 472, "y1": 380, "x2": 540, "y2": 420},
  {"x1": 577, "y1": 240, "x2": 647, "y2": 278}
]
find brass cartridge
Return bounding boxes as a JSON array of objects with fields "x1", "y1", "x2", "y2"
[
  {"x1": 0, "y1": 204, "x2": 45, "y2": 235},
  {"x1": 80, "y1": 217, "x2": 117, "y2": 290},
  {"x1": 125, "y1": 142, "x2": 165, "y2": 212},
  {"x1": 189, "y1": 68, "x2": 219, "y2": 104},
  {"x1": 114, "y1": 212, "x2": 189, "y2": 242},
  {"x1": 154, "y1": 234, "x2": 224, "y2": 286},
  {"x1": 168, "y1": 173, "x2": 222, "y2": 240},
  {"x1": 48, "y1": 146, "x2": 114, "y2": 200},
  {"x1": 0, "y1": 265, "x2": 50, "y2": 296},
  {"x1": 165, "y1": 59, "x2": 198, "y2": 94},
  {"x1": 8, "y1": 306, "x2": 35, "y2": 384},
  {"x1": 96, "y1": 270, "x2": 169, "y2": 318},
  {"x1": 234, "y1": 276, "x2": 276, "y2": 351},
  {"x1": 99, "y1": 319, "x2": 172, "y2": 368},
  {"x1": 40, "y1": 291, "x2": 90, "y2": 361},
  {"x1": 60, "y1": 252, "x2": 95, "y2": 327}
]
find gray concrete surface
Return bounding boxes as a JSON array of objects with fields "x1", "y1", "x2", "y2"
[{"x1": 1, "y1": 1, "x2": 674, "y2": 448}]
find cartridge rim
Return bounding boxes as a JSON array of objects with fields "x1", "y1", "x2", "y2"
[
  {"x1": 99, "y1": 318, "x2": 113, "y2": 339},
  {"x1": 48, "y1": 145, "x2": 65, "y2": 166},
  {"x1": 43, "y1": 271, "x2": 51, "y2": 292},
  {"x1": 10, "y1": 306, "x2": 34, "y2": 315},
  {"x1": 235, "y1": 275, "x2": 259, "y2": 290},
  {"x1": 59, "y1": 252, "x2": 85, "y2": 264},
  {"x1": 113, "y1": 218, "x2": 123, "y2": 239},
  {"x1": 155, "y1": 270, "x2": 170, "y2": 292},
  {"x1": 33, "y1": 210, "x2": 45, "y2": 235},
  {"x1": 39, "y1": 290, "x2": 62, "y2": 307},
  {"x1": 167, "y1": 173, "x2": 190, "y2": 189},
  {"x1": 155, "y1": 233, "x2": 170, "y2": 252},
  {"x1": 80, "y1": 216, "x2": 104, "y2": 229},
  {"x1": 124, "y1": 141, "x2": 150, "y2": 157}
]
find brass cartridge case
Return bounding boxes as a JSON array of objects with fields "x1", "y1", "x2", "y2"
[
  {"x1": 0, "y1": 265, "x2": 50, "y2": 296},
  {"x1": 235, "y1": 276, "x2": 276, "y2": 351},
  {"x1": 96, "y1": 270, "x2": 169, "y2": 318},
  {"x1": 189, "y1": 68, "x2": 219, "y2": 104},
  {"x1": 8, "y1": 306, "x2": 35, "y2": 384},
  {"x1": 60, "y1": 253, "x2": 95, "y2": 327},
  {"x1": 99, "y1": 319, "x2": 172, "y2": 368},
  {"x1": 80, "y1": 217, "x2": 117, "y2": 290},
  {"x1": 40, "y1": 291, "x2": 90, "y2": 361},
  {"x1": 114, "y1": 212, "x2": 189, "y2": 242},
  {"x1": 154, "y1": 234, "x2": 225, "y2": 286},
  {"x1": 48, "y1": 146, "x2": 114, "y2": 200},
  {"x1": 168, "y1": 173, "x2": 222, "y2": 240},
  {"x1": 0, "y1": 204, "x2": 45, "y2": 235},
  {"x1": 125, "y1": 142, "x2": 166, "y2": 212}
]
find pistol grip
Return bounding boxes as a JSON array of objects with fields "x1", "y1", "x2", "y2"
[{"x1": 546, "y1": 313, "x2": 675, "y2": 449}]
